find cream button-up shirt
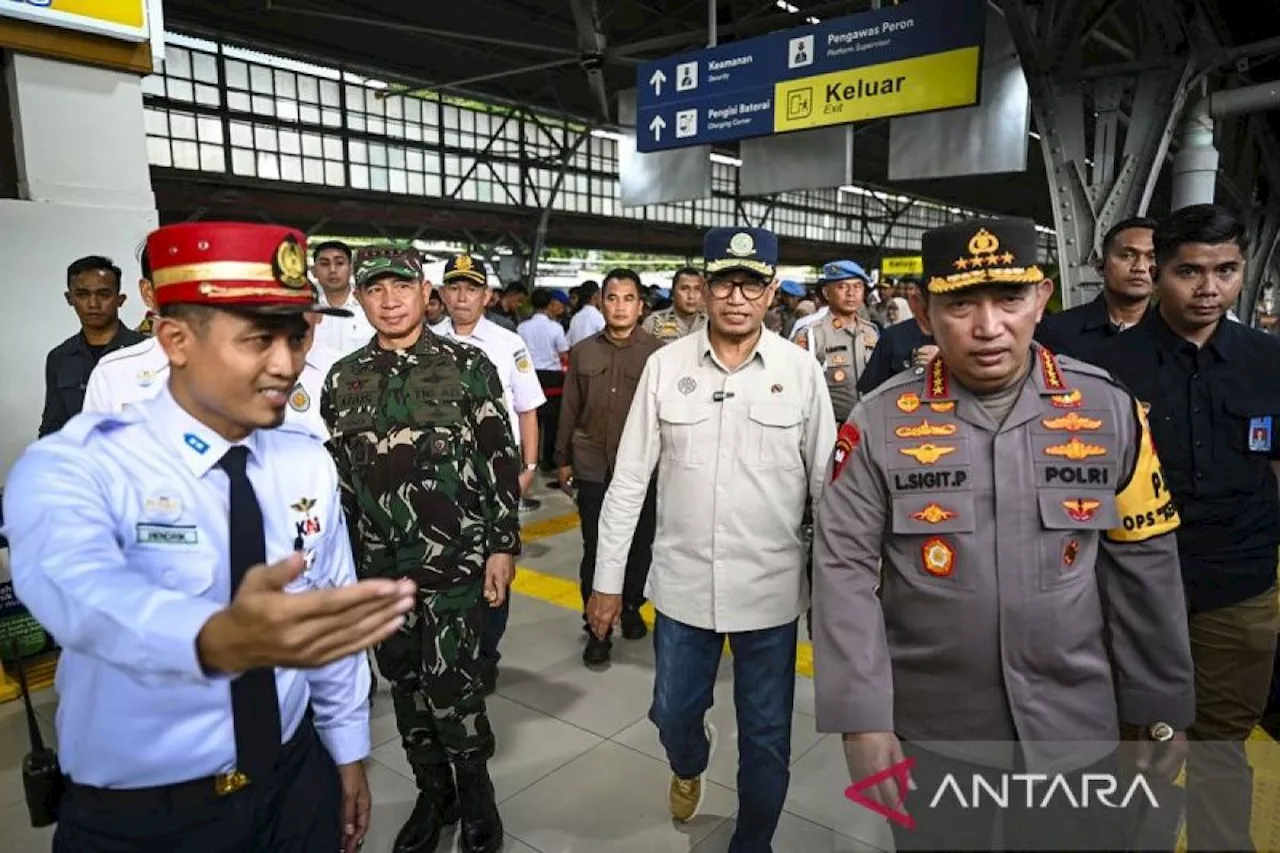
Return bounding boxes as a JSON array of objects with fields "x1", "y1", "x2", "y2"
[{"x1": 594, "y1": 327, "x2": 836, "y2": 632}]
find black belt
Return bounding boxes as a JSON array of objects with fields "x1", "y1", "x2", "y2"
[{"x1": 64, "y1": 717, "x2": 314, "y2": 813}]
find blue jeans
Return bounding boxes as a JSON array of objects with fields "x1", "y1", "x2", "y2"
[
  {"x1": 649, "y1": 612, "x2": 798, "y2": 853},
  {"x1": 479, "y1": 597, "x2": 508, "y2": 667}
]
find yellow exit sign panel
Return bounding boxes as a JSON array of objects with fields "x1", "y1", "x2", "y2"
[
  {"x1": 0, "y1": 0, "x2": 147, "y2": 41},
  {"x1": 774, "y1": 46, "x2": 980, "y2": 133},
  {"x1": 881, "y1": 256, "x2": 924, "y2": 275}
]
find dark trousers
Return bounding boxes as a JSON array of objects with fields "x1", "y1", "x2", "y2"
[
  {"x1": 890, "y1": 745, "x2": 1134, "y2": 852},
  {"x1": 576, "y1": 478, "x2": 656, "y2": 614},
  {"x1": 535, "y1": 370, "x2": 563, "y2": 469},
  {"x1": 650, "y1": 612, "x2": 798, "y2": 853},
  {"x1": 54, "y1": 720, "x2": 340, "y2": 853},
  {"x1": 1186, "y1": 586, "x2": 1277, "y2": 852},
  {"x1": 480, "y1": 597, "x2": 508, "y2": 668}
]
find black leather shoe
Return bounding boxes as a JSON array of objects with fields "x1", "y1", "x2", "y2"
[
  {"x1": 583, "y1": 634, "x2": 611, "y2": 666},
  {"x1": 393, "y1": 771, "x2": 459, "y2": 853},
  {"x1": 620, "y1": 609, "x2": 647, "y2": 640},
  {"x1": 455, "y1": 762, "x2": 504, "y2": 853}
]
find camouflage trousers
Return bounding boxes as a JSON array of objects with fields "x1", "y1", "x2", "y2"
[{"x1": 374, "y1": 581, "x2": 495, "y2": 782}]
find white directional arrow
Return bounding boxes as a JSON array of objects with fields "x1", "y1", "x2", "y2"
[
  {"x1": 649, "y1": 68, "x2": 667, "y2": 97},
  {"x1": 649, "y1": 115, "x2": 667, "y2": 141}
]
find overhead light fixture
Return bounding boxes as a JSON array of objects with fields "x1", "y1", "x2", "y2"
[
  {"x1": 775, "y1": 0, "x2": 800, "y2": 12},
  {"x1": 710, "y1": 153, "x2": 743, "y2": 166},
  {"x1": 590, "y1": 129, "x2": 626, "y2": 141}
]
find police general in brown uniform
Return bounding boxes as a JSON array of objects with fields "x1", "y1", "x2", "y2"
[{"x1": 812, "y1": 217, "x2": 1195, "y2": 852}]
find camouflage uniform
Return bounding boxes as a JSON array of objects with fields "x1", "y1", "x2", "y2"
[{"x1": 321, "y1": 329, "x2": 521, "y2": 777}]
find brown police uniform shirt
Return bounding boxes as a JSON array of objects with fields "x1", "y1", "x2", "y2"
[
  {"x1": 555, "y1": 327, "x2": 662, "y2": 483},
  {"x1": 812, "y1": 344, "x2": 1195, "y2": 773}
]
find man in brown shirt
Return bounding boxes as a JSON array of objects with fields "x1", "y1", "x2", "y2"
[{"x1": 556, "y1": 268, "x2": 662, "y2": 665}]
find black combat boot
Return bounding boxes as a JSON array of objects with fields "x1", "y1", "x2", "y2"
[
  {"x1": 392, "y1": 767, "x2": 460, "y2": 853},
  {"x1": 455, "y1": 761, "x2": 504, "y2": 853}
]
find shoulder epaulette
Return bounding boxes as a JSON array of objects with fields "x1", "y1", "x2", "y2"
[
  {"x1": 56, "y1": 409, "x2": 142, "y2": 446},
  {"x1": 95, "y1": 337, "x2": 157, "y2": 367}
]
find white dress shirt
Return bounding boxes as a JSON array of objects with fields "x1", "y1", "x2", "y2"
[
  {"x1": 1, "y1": 388, "x2": 370, "y2": 788},
  {"x1": 594, "y1": 329, "x2": 835, "y2": 632},
  {"x1": 432, "y1": 316, "x2": 546, "y2": 445},
  {"x1": 312, "y1": 291, "x2": 375, "y2": 359},
  {"x1": 567, "y1": 304, "x2": 606, "y2": 347},
  {"x1": 518, "y1": 313, "x2": 569, "y2": 371},
  {"x1": 83, "y1": 338, "x2": 332, "y2": 440}
]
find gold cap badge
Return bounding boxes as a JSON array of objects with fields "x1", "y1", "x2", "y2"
[{"x1": 273, "y1": 235, "x2": 309, "y2": 290}]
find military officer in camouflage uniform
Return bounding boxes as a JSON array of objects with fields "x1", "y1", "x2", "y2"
[
  {"x1": 643, "y1": 266, "x2": 706, "y2": 343},
  {"x1": 813, "y1": 218, "x2": 1195, "y2": 852},
  {"x1": 321, "y1": 246, "x2": 520, "y2": 853},
  {"x1": 795, "y1": 260, "x2": 880, "y2": 424}
]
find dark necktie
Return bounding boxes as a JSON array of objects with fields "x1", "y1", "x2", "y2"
[{"x1": 217, "y1": 445, "x2": 283, "y2": 780}]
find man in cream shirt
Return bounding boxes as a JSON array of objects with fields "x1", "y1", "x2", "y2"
[{"x1": 587, "y1": 227, "x2": 834, "y2": 853}]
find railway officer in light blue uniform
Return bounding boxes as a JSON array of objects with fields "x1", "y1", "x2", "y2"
[{"x1": 2, "y1": 221, "x2": 417, "y2": 853}]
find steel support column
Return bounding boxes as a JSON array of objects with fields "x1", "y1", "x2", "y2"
[
  {"x1": 1004, "y1": 0, "x2": 1192, "y2": 307},
  {"x1": 527, "y1": 127, "x2": 592, "y2": 282}
]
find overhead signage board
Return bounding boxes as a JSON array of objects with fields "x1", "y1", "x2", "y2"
[
  {"x1": 635, "y1": 0, "x2": 985, "y2": 153},
  {"x1": 0, "y1": 0, "x2": 149, "y2": 42}
]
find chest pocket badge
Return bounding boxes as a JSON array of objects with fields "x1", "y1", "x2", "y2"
[{"x1": 289, "y1": 383, "x2": 310, "y2": 412}]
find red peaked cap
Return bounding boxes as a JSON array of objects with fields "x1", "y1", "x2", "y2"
[{"x1": 145, "y1": 222, "x2": 349, "y2": 316}]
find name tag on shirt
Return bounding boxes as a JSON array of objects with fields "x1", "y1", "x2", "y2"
[
  {"x1": 1248, "y1": 416, "x2": 1274, "y2": 453},
  {"x1": 136, "y1": 524, "x2": 199, "y2": 547}
]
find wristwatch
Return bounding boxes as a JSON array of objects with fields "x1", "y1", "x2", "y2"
[
  {"x1": 523, "y1": 462, "x2": 538, "y2": 472},
  {"x1": 1148, "y1": 722, "x2": 1175, "y2": 742}
]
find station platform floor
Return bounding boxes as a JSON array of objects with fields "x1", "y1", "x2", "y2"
[
  {"x1": 2, "y1": 483, "x2": 1277, "y2": 851},
  {"x1": 0, "y1": 480, "x2": 890, "y2": 853}
]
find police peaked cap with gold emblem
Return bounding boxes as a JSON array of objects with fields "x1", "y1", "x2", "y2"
[
  {"x1": 146, "y1": 222, "x2": 351, "y2": 316},
  {"x1": 704, "y1": 227, "x2": 778, "y2": 279},
  {"x1": 922, "y1": 217, "x2": 1045, "y2": 295},
  {"x1": 442, "y1": 252, "x2": 489, "y2": 286},
  {"x1": 354, "y1": 245, "x2": 424, "y2": 288}
]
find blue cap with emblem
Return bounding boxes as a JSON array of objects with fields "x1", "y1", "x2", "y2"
[
  {"x1": 704, "y1": 227, "x2": 778, "y2": 279},
  {"x1": 817, "y1": 259, "x2": 870, "y2": 285},
  {"x1": 779, "y1": 279, "x2": 806, "y2": 298}
]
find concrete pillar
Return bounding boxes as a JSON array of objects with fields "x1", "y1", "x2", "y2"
[{"x1": 0, "y1": 52, "x2": 158, "y2": 480}]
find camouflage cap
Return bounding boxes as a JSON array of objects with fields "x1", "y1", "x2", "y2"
[{"x1": 353, "y1": 245, "x2": 423, "y2": 287}]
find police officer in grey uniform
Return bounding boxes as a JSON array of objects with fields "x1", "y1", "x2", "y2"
[
  {"x1": 642, "y1": 266, "x2": 706, "y2": 343},
  {"x1": 795, "y1": 260, "x2": 879, "y2": 424},
  {"x1": 812, "y1": 217, "x2": 1195, "y2": 851}
]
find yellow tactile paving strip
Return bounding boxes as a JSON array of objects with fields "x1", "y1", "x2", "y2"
[
  {"x1": 520, "y1": 511, "x2": 1280, "y2": 851},
  {"x1": 2, "y1": 510, "x2": 1275, "y2": 849}
]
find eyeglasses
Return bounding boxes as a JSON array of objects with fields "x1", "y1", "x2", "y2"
[{"x1": 708, "y1": 277, "x2": 770, "y2": 301}]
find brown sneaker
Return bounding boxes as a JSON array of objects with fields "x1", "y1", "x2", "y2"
[{"x1": 669, "y1": 722, "x2": 717, "y2": 822}]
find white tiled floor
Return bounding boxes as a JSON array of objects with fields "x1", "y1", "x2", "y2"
[{"x1": 0, "y1": 485, "x2": 891, "y2": 852}]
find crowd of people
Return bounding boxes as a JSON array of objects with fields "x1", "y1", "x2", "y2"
[{"x1": 4, "y1": 200, "x2": 1277, "y2": 853}]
